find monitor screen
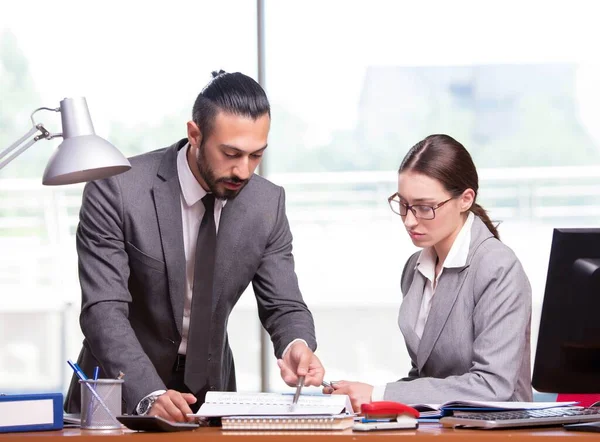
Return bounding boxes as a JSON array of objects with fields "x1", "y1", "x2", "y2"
[{"x1": 532, "y1": 228, "x2": 600, "y2": 393}]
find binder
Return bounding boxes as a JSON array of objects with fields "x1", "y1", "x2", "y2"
[{"x1": 0, "y1": 393, "x2": 63, "y2": 433}]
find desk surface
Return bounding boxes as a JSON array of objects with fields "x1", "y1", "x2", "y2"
[{"x1": 1, "y1": 423, "x2": 598, "y2": 441}]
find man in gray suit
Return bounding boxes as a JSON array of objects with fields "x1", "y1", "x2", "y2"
[{"x1": 65, "y1": 71, "x2": 324, "y2": 421}]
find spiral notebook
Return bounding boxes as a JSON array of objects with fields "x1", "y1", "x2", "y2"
[{"x1": 221, "y1": 414, "x2": 355, "y2": 431}]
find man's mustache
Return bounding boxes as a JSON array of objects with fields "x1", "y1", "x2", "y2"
[{"x1": 218, "y1": 177, "x2": 247, "y2": 185}]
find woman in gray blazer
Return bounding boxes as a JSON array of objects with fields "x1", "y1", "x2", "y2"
[{"x1": 327, "y1": 134, "x2": 532, "y2": 411}]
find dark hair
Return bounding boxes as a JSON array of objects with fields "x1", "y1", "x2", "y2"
[
  {"x1": 399, "y1": 134, "x2": 499, "y2": 240},
  {"x1": 192, "y1": 70, "x2": 271, "y2": 141}
]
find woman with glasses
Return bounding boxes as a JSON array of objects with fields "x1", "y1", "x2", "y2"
[{"x1": 325, "y1": 134, "x2": 532, "y2": 411}]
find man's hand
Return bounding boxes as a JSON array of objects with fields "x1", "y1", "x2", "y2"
[
  {"x1": 324, "y1": 381, "x2": 373, "y2": 413},
  {"x1": 277, "y1": 341, "x2": 325, "y2": 387},
  {"x1": 148, "y1": 389, "x2": 197, "y2": 422}
]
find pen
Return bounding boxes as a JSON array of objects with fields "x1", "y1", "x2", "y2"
[
  {"x1": 85, "y1": 366, "x2": 100, "y2": 427},
  {"x1": 361, "y1": 418, "x2": 394, "y2": 423},
  {"x1": 321, "y1": 380, "x2": 338, "y2": 389},
  {"x1": 68, "y1": 361, "x2": 88, "y2": 381},
  {"x1": 67, "y1": 360, "x2": 120, "y2": 426},
  {"x1": 292, "y1": 375, "x2": 305, "y2": 408}
]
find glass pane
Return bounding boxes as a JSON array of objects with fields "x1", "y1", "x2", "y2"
[
  {"x1": 0, "y1": 0, "x2": 258, "y2": 393},
  {"x1": 264, "y1": 0, "x2": 600, "y2": 393}
]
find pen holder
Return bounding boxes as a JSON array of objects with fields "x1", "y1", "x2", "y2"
[{"x1": 79, "y1": 379, "x2": 123, "y2": 430}]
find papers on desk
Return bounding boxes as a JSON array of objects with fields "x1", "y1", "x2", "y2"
[
  {"x1": 193, "y1": 392, "x2": 355, "y2": 431},
  {"x1": 411, "y1": 400, "x2": 579, "y2": 418},
  {"x1": 194, "y1": 391, "x2": 354, "y2": 417},
  {"x1": 63, "y1": 413, "x2": 81, "y2": 427}
]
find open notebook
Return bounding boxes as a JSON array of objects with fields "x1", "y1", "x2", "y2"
[
  {"x1": 194, "y1": 391, "x2": 354, "y2": 417},
  {"x1": 192, "y1": 392, "x2": 355, "y2": 431},
  {"x1": 411, "y1": 400, "x2": 578, "y2": 418}
]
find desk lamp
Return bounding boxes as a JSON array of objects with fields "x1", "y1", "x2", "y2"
[{"x1": 0, "y1": 97, "x2": 130, "y2": 184}]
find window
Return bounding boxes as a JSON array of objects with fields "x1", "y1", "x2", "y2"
[
  {"x1": 263, "y1": 0, "x2": 600, "y2": 392},
  {"x1": 2, "y1": 0, "x2": 600, "y2": 397},
  {"x1": 0, "y1": 0, "x2": 258, "y2": 393}
]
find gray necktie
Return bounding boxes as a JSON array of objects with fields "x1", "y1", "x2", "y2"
[{"x1": 184, "y1": 194, "x2": 217, "y2": 394}]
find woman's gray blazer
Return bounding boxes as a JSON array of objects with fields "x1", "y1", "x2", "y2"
[{"x1": 384, "y1": 215, "x2": 533, "y2": 403}]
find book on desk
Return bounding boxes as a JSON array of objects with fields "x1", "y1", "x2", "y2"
[
  {"x1": 0, "y1": 392, "x2": 63, "y2": 433},
  {"x1": 411, "y1": 400, "x2": 579, "y2": 419}
]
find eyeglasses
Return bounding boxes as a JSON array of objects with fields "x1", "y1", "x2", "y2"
[{"x1": 387, "y1": 193, "x2": 454, "y2": 220}]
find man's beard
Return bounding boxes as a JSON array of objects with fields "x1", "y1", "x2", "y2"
[{"x1": 197, "y1": 143, "x2": 249, "y2": 199}]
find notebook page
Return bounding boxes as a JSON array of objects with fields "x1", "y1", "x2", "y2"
[
  {"x1": 439, "y1": 401, "x2": 579, "y2": 410},
  {"x1": 411, "y1": 400, "x2": 578, "y2": 412},
  {"x1": 196, "y1": 392, "x2": 354, "y2": 417}
]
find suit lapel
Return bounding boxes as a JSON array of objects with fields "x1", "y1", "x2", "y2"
[
  {"x1": 153, "y1": 143, "x2": 187, "y2": 336},
  {"x1": 212, "y1": 192, "x2": 248, "y2": 316},
  {"x1": 416, "y1": 267, "x2": 469, "y2": 370},
  {"x1": 399, "y1": 268, "x2": 426, "y2": 361}
]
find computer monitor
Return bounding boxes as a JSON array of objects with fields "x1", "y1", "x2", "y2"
[{"x1": 532, "y1": 228, "x2": 600, "y2": 393}]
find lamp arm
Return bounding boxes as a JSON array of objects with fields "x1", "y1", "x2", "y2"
[
  {"x1": 0, "y1": 106, "x2": 62, "y2": 171},
  {"x1": 30, "y1": 106, "x2": 62, "y2": 139},
  {"x1": 0, "y1": 124, "x2": 52, "y2": 170},
  {"x1": 0, "y1": 126, "x2": 39, "y2": 162}
]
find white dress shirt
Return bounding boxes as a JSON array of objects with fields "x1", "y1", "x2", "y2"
[
  {"x1": 176, "y1": 143, "x2": 226, "y2": 355},
  {"x1": 371, "y1": 212, "x2": 475, "y2": 401}
]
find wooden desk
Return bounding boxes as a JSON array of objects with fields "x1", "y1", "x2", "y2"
[{"x1": 1, "y1": 422, "x2": 598, "y2": 441}]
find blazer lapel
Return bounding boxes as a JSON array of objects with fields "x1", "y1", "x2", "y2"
[
  {"x1": 212, "y1": 189, "x2": 248, "y2": 316},
  {"x1": 416, "y1": 267, "x2": 469, "y2": 370},
  {"x1": 153, "y1": 142, "x2": 187, "y2": 336},
  {"x1": 399, "y1": 268, "x2": 426, "y2": 361}
]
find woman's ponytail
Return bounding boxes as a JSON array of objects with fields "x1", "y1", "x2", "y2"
[{"x1": 470, "y1": 202, "x2": 500, "y2": 240}]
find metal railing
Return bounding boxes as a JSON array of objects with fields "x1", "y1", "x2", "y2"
[{"x1": 1, "y1": 166, "x2": 599, "y2": 393}]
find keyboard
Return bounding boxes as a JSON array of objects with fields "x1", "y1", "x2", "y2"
[{"x1": 440, "y1": 407, "x2": 600, "y2": 429}]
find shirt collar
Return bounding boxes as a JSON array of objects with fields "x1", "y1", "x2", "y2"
[
  {"x1": 415, "y1": 246, "x2": 437, "y2": 281},
  {"x1": 177, "y1": 142, "x2": 208, "y2": 207},
  {"x1": 416, "y1": 211, "x2": 475, "y2": 280}
]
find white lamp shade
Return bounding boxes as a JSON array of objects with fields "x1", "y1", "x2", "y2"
[
  {"x1": 42, "y1": 134, "x2": 131, "y2": 185},
  {"x1": 41, "y1": 97, "x2": 131, "y2": 185}
]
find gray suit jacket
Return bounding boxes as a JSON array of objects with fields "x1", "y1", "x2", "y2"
[
  {"x1": 384, "y1": 216, "x2": 532, "y2": 403},
  {"x1": 65, "y1": 139, "x2": 316, "y2": 414}
]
